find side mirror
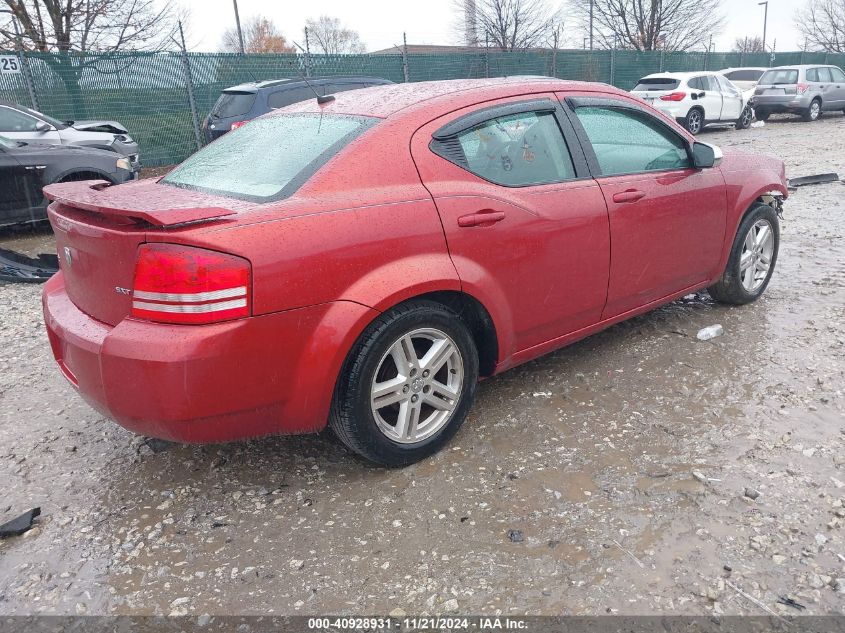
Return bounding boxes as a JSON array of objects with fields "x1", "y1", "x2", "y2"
[
  {"x1": 35, "y1": 120, "x2": 52, "y2": 133},
  {"x1": 692, "y1": 142, "x2": 723, "y2": 169}
]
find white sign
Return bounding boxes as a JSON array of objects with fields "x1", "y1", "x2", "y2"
[{"x1": 0, "y1": 55, "x2": 22, "y2": 74}]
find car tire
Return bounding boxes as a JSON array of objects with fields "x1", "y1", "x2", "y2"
[
  {"x1": 736, "y1": 105, "x2": 753, "y2": 130},
  {"x1": 684, "y1": 107, "x2": 704, "y2": 134},
  {"x1": 708, "y1": 203, "x2": 779, "y2": 305},
  {"x1": 802, "y1": 98, "x2": 822, "y2": 122},
  {"x1": 755, "y1": 109, "x2": 770, "y2": 121},
  {"x1": 329, "y1": 299, "x2": 479, "y2": 467}
]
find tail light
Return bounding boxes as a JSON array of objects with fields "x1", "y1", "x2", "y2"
[
  {"x1": 660, "y1": 92, "x2": 687, "y2": 101},
  {"x1": 797, "y1": 83, "x2": 809, "y2": 94},
  {"x1": 230, "y1": 120, "x2": 249, "y2": 130},
  {"x1": 130, "y1": 244, "x2": 251, "y2": 324}
]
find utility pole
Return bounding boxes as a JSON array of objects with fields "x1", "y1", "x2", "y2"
[
  {"x1": 589, "y1": 0, "x2": 594, "y2": 50},
  {"x1": 232, "y1": 0, "x2": 245, "y2": 54},
  {"x1": 758, "y1": 1, "x2": 768, "y2": 52}
]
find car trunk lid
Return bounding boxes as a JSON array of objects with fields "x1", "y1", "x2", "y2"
[
  {"x1": 44, "y1": 178, "x2": 254, "y2": 326},
  {"x1": 631, "y1": 78, "x2": 682, "y2": 102}
]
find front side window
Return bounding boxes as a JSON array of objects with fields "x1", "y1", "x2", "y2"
[
  {"x1": 267, "y1": 86, "x2": 318, "y2": 108},
  {"x1": 163, "y1": 114, "x2": 374, "y2": 201},
  {"x1": 716, "y1": 75, "x2": 740, "y2": 96},
  {"x1": 452, "y1": 111, "x2": 576, "y2": 186},
  {"x1": 574, "y1": 106, "x2": 690, "y2": 176},
  {"x1": 0, "y1": 106, "x2": 38, "y2": 132}
]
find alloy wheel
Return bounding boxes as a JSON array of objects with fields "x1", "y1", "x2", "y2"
[
  {"x1": 810, "y1": 101, "x2": 820, "y2": 120},
  {"x1": 370, "y1": 328, "x2": 464, "y2": 444},
  {"x1": 688, "y1": 110, "x2": 702, "y2": 133},
  {"x1": 739, "y1": 219, "x2": 774, "y2": 292},
  {"x1": 741, "y1": 107, "x2": 753, "y2": 127}
]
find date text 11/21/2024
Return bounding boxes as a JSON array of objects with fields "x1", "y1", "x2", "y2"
[{"x1": 307, "y1": 617, "x2": 529, "y2": 630}]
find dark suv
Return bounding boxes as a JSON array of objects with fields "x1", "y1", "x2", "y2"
[{"x1": 202, "y1": 76, "x2": 393, "y2": 141}]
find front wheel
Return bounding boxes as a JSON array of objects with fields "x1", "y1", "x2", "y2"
[
  {"x1": 736, "y1": 105, "x2": 753, "y2": 129},
  {"x1": 708, "y1": 203, "x2": 780, "y2": 305},
  {"x1": 684, "y1": 108, "x2": 704, "y2": 134},
  {"x1": 329, "y1": 300, "x2": 479, "y2": 466}
]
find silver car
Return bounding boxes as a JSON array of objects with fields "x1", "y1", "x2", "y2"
[
  {"x1": 0, "y1": 100, "x2": 140, "y2": 167},
  {"x1": 752, "y1": 65, "x2": 845, "y2": 122}
]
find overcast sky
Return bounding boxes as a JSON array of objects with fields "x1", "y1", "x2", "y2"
[{"x1": 185, "y1": 0, "x2": 803, "y2": 54}]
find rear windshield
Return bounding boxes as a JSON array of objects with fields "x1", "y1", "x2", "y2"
[
  {"x1": 162, "y1": 114, "x2": 375, "y2": 201},
  {"x1": 210, "y1": 91, "x2": 257, "y2": 119},
  {"x1": 759, "y1": 69, "x2": 799, "y2": 85},
  {"x1": 633, "y1": 78, "x2": 680, "y2": 91}
]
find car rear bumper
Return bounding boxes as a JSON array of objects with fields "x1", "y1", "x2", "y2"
[
  {"x1": 751, "y1": 94, "x2": 811, "y2": 111},
  {"x1": 42, "y1": 272, "x2": 376, "y2": 443}
]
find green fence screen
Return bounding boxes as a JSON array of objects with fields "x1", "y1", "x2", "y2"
[{"x1": 2, "y1": 49, "x2": 844, "y2": 167}]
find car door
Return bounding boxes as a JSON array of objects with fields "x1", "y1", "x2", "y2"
[
  {"x1": 715, "y1": 75, "x2": 744, "y2": 120},
  {"x1": 0, "y1": 142, "x2": 44, "y2": 225},
  {"x1": 561, "y1": 95, "x2": 727, "y2": 319},
  {"x1": 828, "y1": 67, "x2": 845, "y2": 107},
  {"x1": 411, "y1": 96, "x2": 610, "y2": 354},
  {"x1": 689, "y1": 76, "x2": 723, "y2": 121},
  {"x1": 815, "y1": 67, "x2": 843, "y2": 110},
  {"x1": 0, "y1": 105, "x2": 61, "y2": 145}
]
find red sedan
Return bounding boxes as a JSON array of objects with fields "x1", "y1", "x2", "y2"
[{"x1": 42, "y1": 78, "x2": 787, "y2": 466}]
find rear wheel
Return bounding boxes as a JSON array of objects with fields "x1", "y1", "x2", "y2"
[
  {"x1": 708, "y1": 203, "x2": 779, "y2": 305},
  {"x1": 684, "y1": 107, "x2": 704, "y2": 134},
  {"x1": 802, "y1": 98, "x2": 822, "y2": 122},
  {"x1": 736, "y1": 105, "x2": 753, "y2": 129},
  {"x1": 329, "y1": 300, "x2": 479, "y2": 467}
]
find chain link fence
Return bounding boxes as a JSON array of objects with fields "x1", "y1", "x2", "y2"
[{"x1": 2, "y1": 48, "x2": 844, "y2": 167}]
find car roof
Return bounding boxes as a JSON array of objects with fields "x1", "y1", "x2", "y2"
[
  {"x1": 718, "y1": 67, "x2": 769, "y2": 72},
  {"x1": 278, "y1": 77, "x2": 626, "y2": 120},
  {"x1": 223, "y1": 76, "x2": 392, "y2": 93},
  {"x1": 767, "y1": 64, "x2": 840, "y2": 70},
  {"x1": 639, "y1": 71, "x2": 720, "y2": 80}
]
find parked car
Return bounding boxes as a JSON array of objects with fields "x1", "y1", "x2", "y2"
[
  {"x1": 0, "y1": 134, "x2": 138, "y2": 227},
  {"x1": 0, "y1": 101, "x2": 140, "y2": 167},
  {"x1": 631, "y1": 71, "x2": 753, "y2": 134},
  {"x1": 42, "y1": 78, "x2": 787, "y2": 466},
  {"x1": 718, "y1": 67, "x2": 769, "y2": 93},
  {"x1": 751, "y1": 64, "x2": 845, "y2": 121},
  {"x1": 202, "y1": 76, "x2": 394, "y2": 141}
]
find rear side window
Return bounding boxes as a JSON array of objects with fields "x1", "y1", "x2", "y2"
[
  {"x1": 759, "y1": 69, "x2": 799, "y2": 85},
  {"x1": 633, "y1": 78, "x2": 680, "y2": 91},
  {"x1": 574, "y1": 106, "x2": 690, "y2": 176},
  {"x1": 450, "y1": 111, "x2": 576, "y2": 186},
  {"x1": 0, "y1": 106, "x2": 39, "y2": 132},
  {"x1": 817, "y1": 67, "x2": 833, "y2": 82},
  {"x1": 267, "y1": 86, "x2": 317, "y2": 108},
  {"x1": 211, "y1": 91, "x2": 257, "y2": 118},
  {"x1": 725, "y1": 69, "x2": 764, "y2": 81},
  {"x1": 688, "y1": 76, "x2": 705, "y2": 90},
  {"x1": 806, "y1": 68, "x2": 819, "y2": 82},
  {"x1": 163, "y1": 114, "x2": 375, "y2": 201}
]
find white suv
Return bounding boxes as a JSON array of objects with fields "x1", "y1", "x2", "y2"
[{"x1": 631, "y1": 71, "x2": 753, "y2": 134}]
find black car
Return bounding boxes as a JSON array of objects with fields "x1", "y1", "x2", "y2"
[
  {"x1": 202, "y1": 76, "x2": 393, "y2": 141},
  {"x1": 0, "y1": 134, "x2": 138, "y2": 227}
]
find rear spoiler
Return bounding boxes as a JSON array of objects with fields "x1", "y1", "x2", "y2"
[{"x1": 43, "y1": 180, "x2": 236, "y2": 227}]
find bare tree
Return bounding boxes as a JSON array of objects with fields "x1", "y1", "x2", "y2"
[
  {"x1": 795, "y1": 0, "x2": 845, "y2": 53},
  {"x1": 221, "y1": 15, "x2": 294, "y2": 53},
  {"x1": 456, "y1": 0, "x2": 561, "y2": 51},
  {"x1": 0, "y1": 0, "x2": 178, "y2": 52},
  {"x1": 567, "y1": 0, "x2": 725, "y2": 51},
  {"x1": 0, "y1": 0, "x2": 182, "y2": 115},
  {"x1": 732, "y1": 36, "x2": 765, "y2": 53},
  {"x1": 304, "y1": 16, "x2": 366, "y2": 55}
]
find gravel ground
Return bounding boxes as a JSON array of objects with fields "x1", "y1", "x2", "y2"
[{"x1": 0, "y1": 113, "x2": 843, "y2": 616}]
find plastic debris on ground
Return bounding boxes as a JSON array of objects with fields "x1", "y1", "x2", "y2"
[
  {"x1": 697, "y1": 324, "x2": 724, "y2": 341},
  {"x1": 787, "y1": 173, "x2": 840, "y2": 189},
  {"x1": 0, "y1": 507, "x2": 41, "y2": 538},
  {"x1": 0, "y1": 248, "x2": 59, "y2": 283}
]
